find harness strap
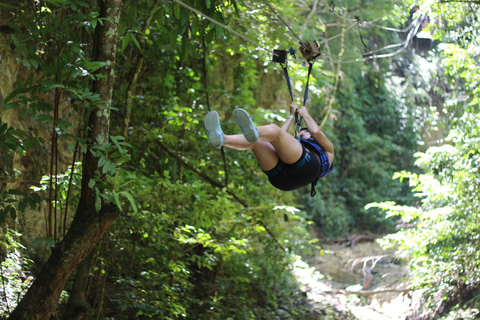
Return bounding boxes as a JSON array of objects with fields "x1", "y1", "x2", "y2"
[
  {"x1": 310, "y1": 177, "x2": 319, "y2": 197},
  {"x1": 281, "y1": 64, "x2": 294, "y2": 102},
  {"x1": 295, "y1": 61, "x2": 314, "y2": 137},
  {"x1": 280, "y1": 58, "x2": 315, "y2": 138},
  {"x1": 303, "y1": 62, "x2": 314, "y2": 106}
]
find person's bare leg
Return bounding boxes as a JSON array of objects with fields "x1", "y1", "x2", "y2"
[
  {"x1": 224, "y1": 123, "x2": 303, "y2": 170},
  {"x1": 224, "y1": 134, "x2": 278, "y2": 171},
  {"x1": 223, "y1": 134, "x2": 253, "y2": 151},
  {"x1": 231, "y1": 109, "x2": 303, "y2": 165},
  {"x1": 257, "y1": 124, "x2": 303, "y2": 164}
]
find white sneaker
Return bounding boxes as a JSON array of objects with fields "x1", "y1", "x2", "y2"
[
  {"x1": 204, "y1": 111, "x2": 224, "y2": 148},
  {"x1": 233, "y1": 108, "x2": 259, "y2": 143}
]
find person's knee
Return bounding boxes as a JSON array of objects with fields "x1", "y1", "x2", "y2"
[
  {"x1": 258, "y1": 124, "x2": 282, "y2": 142},
  {"x1": 266, "y1": 123, "x2": 281, "y2": 136}
]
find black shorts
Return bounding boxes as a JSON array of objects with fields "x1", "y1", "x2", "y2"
[{"x1": 262, "y1": 146, "x2": 322, "y2": 191}]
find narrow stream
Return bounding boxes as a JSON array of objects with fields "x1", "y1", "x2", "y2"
[{"x1": 293, "y1": 238, "x2": 422, "y2": 320}]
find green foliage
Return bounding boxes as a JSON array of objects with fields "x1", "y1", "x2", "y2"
[
  {"x1": 374, "y1": 126, "x2": 480, "y2": 316},
  {"x1": 0, "y1": 188, "x2": 42, "y2": 223},
  {"x1": 0, "y1": 121, "x2": 44, "y2": 154},
  {"x1": 1, "y1": 0, "x2": 136, "y2": 217},
  {"x1": 95, "y1": 0, "x2": 422, "y2": 315},
  {"x1": 369, "y1": 2, "x2": 480, "y2": 317},
  {"x1": 303, "y1": 66, "x2": 418, "y2": 236},
  {"x1": 0, "y1": 230, "x2": 33, "y2": 315},
  {"x1": 3, "y1": 0, "x2": 466, "y2": 318},
  {"x1": 97, "y1": 170, "x2": 317, "y2": 319}
]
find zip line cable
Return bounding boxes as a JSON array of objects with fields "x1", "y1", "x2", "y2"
[
  {"x1": 322, "y1": 14, "x2": 424, "y2": 64},
  {"x1": 307, "y1": 18, "x2": 421, "y2": 63},
  {"x1": 170, "y1": 0, "x2": 278, "y2": 56},
  {"x1": 318, "y1": 18, "x2": 417, "y2": 34},
  {"x1": 171, "y1": 0, "x2": 426, "y2": 65},
  {"x1": 259, "y1": 0, "x2": 420, "y2": 63},
  {"x1": 260, "y1": 0, "x2": 307, "y2": 47},
  {"x1": 316, "y1": 22, "x2": 358, "y2": 46},
  {"x1": 284, "y1": 14, "x2": 423, "y2": 62}
]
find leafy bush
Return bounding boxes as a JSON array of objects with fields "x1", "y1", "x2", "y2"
[
  {"x1": 0, "y1": 230, "x2": 33, "y2": 315},
  {"x1": 371, "y1": 106, "x2": 480, "y2": 320},
  {"x1": 92, "y1": 171, "x2": 321, "y2": 319}
]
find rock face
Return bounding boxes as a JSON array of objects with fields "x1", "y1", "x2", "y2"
[{"x1": 0, "y1": 3, "x2": 75, "y2": 255}]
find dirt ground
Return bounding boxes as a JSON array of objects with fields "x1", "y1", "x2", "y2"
[{"x1": 293, "y1": 238, "x2": 423, "y2": 320}]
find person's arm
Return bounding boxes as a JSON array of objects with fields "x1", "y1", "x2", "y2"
[
  {"x1": 280, "y1": 102, "x2": 298, "y2": 132},
  {"x1": 297, "y1": 106, "x2": 334, "y2": 161}
]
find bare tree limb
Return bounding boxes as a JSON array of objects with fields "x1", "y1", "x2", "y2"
[
  {"x1": 325, "y1": 287, "x2": 411, "y2": 297},
  {"x1": 438, "y1": 1, "x2": 480, "y2": 3},
  {"x1": 300, "y1": 0, "x2": 319, "y2": 39}
]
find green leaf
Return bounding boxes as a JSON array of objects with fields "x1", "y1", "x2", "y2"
[
  {"x1": 115, "y1": 155, "x2": 130, "y2": 164},
  {"x1": 35, "y1": 114, "x2": 54, "y2": 122},
  {"x1": 32, "y1": 237, "x2": 55, "y2": 248},
  {"x1": 122, "y1": 32, "x2": 131, "y2": 52},
  {"x1": 5, "y1": 102, "x2": 20, "y2": 109},
  {"x1": 174, "y1": 4, "x2": 180, "y2": 19},
  {"x1": 57, "y1": 119, "x2": 74, "y2": 131},
  {"x1": 130, "y1": 33, "x2": 141, "y2": 50},
  {"x1": 43, "y1": 0, "x2": 67, "y2": 5},
  {"x1": 0, "y1": 123, "x2": 7, "y2": 136},
  {"x1": 88, "y1": 179, "x2": 96, "y2": 188},
  {"x1": 7, "y1": 189, "x2": 24, "y2": 195},
  {"x1": 84, "y1": 60, "x2": 106, "y2": 72},
  {"x1": 95, "y1": 194, "x2": 101, "y2": 212},
  {"x1": 102, "y1": 160, "x2": 111, "y2": 174},
  {"x1": 0, "y1": 209, "x2": 7, "y2": 223},
  {"x1": 18, "y1": 199, "x2": 27, "y2": 212},
  {"x1": 30, "y1": 58, "x2": 39, "y2": 69},
  {"x1": 109, "y1": 162, "x2": 117, "y2": 175},
  {"x1": 30, "y1": 193, "x2": 42, "y2": 203},
  {"x1": 113, "y1": 191, "x2": 122, "y2": 211},
  {"x1": 121, "y1": 191, "x2": 137, "y2": 213},
  {"x1": 5, "y1": 86, "x2": 31, "y2": 103},
  {"x1": 98, "y1": 155, "x2": 106, "y2": 167},
  {"x1": 8, "y1": 207, "x2": 16, "y2": 220},
  {"x1": 0, "y1": 2, "x2": 16, "y2": 9}
]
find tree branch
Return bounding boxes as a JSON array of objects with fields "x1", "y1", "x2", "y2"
[
  {"x1": 300, "y1": 0, "x2": 319, "y2": 39},
  {"x1": 438, "y1": 1, "x2": 480, "y2": 3},
  {"x1": 325, "y1": 287, "x2": 411, "y2": 297}
]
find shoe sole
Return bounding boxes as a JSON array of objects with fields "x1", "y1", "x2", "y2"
[
  {"x1": 233, "y1": 108, "x2": 258, "y2": 143},
  {"x1": 204, "y1": 111, "x2": 224, "y2": 148}
]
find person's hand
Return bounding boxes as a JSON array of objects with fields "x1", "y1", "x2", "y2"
[
  {"x1": 289, "y1": 101, "x2": 299, "y2": 115},
  {"x1": 297, "y1": 105, "x2": 309, "y2": 118}
]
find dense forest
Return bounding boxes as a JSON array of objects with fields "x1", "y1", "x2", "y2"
[{"x1": 0, "y1": 0, "x2": 479, "y2": 319}]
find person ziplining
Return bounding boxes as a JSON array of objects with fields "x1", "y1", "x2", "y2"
[
  {"x1": 201, "y1": 0, "x2": 334, "y2": 196},
  {"x1": 204, "y1": 102, "x2": 334, "y2": 196}
]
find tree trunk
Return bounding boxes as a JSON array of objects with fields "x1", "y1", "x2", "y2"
[
  {"x1": 8, "y1": 0, "x2": 123, "y2": 319},
  {"x1": 64, "y1": 251, "x2": 95, "y2": 319}
]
